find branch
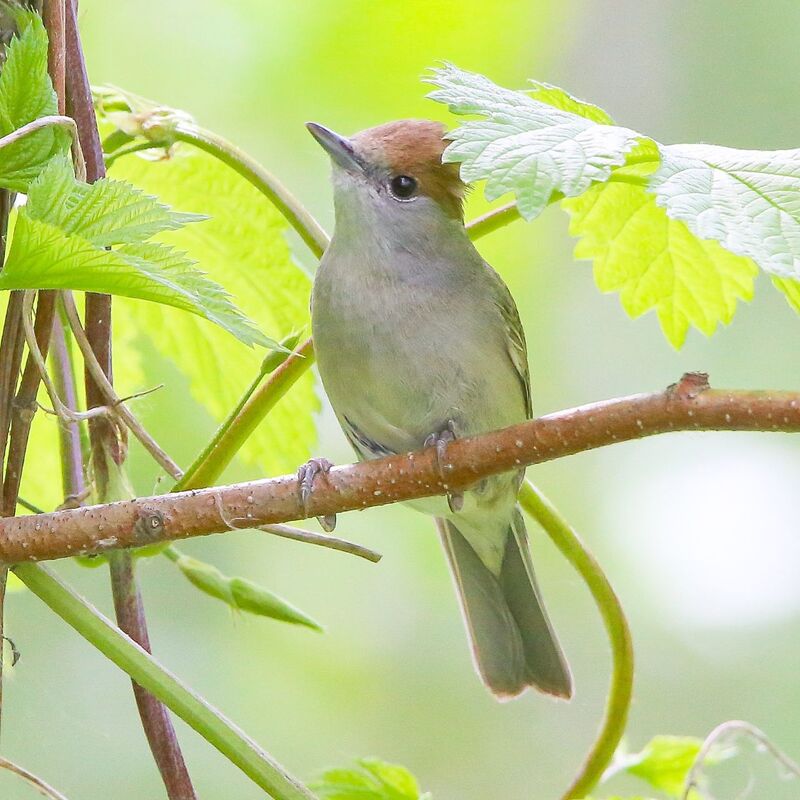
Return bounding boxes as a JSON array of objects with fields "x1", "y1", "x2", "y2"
[
  {"x1": 3, "y1": 374, "x2": 800, "y2": 561},
  {"x1": 107, "y1": 551, "x2": 197, "y2": 800},
  {"x1": 50, "y1": 313, "x2": 85, "y2": 497},
  {"x1": 465, "y1": 200, "x2": 521, "y2": 239},
  {"x1": 0, "y1": 755, "x2": 69, "y2": 800}
]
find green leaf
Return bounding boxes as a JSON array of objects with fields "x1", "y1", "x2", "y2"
[
  {"x1": 1, "y1": 213, "x2": 271, "y2": 347},
  {"x1": 564, "y1": 149, "x2": 757, "y2": 348},
  {"x1": 426, "y1": 63, "x2": 642, "y2": 219},
  {"x1": 314, "y1": 760, "x2": 428, "y2": 800},
  {"x1": 26, "y1": 155, "x2": 205, "y2": 246},
  {"x1": 526, "y1": 80, "x2": 614, "y2": 124},
  {"x1": 359, "y1": 760, "x2": 421, "y2": 799},
  {"x1": 0, "y1": 9, "x2": 70, "y2": 190},
  {"x1": 173, "y1": 553, "x2": 322, "y2": 631},
  {"x1": 651, "y1": 144, "x2": 800, "y2": 279},
  {"x1": 622, "y1": 736, "x2": 704, "y2": 796},
  {"x1": 107, "y1": 145, "x2": 317, "y2": 477}
]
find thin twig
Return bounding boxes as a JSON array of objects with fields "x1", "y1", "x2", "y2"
[
  {"x1": 22, "y1": 292, "x2": 107, "y2": 422},
  {"x1": 104, "y1": 139, "x2": 172, "y2": 167},
  {"x1": 259, "y1": 523, "x2": 382, "y2": 563},
  {"x1": 61, "y1": 293, "x2": 182, "y2": 480},
  {"x1": 0, "y1": 756, "x2": 70, "y2": 800},
  {"x1": 50, "y1": 314, "x2": 84, "y2": 495},
  {"x1": 212, "y1": 493, "x2": 380, "y2": 562},
  {"x1": 682, "y1": 720, "x2": 800, "y2": 800},
  {"x1": 465, "y1": 201, "x2": 521, "y2": 239}
]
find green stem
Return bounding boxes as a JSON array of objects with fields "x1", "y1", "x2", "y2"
[
  {"x1": 177, "y1": 337, "x2": 315, "y2": 491},
  {"x1": 172, "y1": 123, "x2": 329, "y2": 259},
  {"x1": 466, "y1": 201, "x2": 522, "y2": 239},
  {"x1": 13, "y1": 562, "x2": 316, "y2": 800},
  {"x1": 104, "y1": 139, "x2": 164, "y2": 167},
  {"x1": 518, "y1": 481, "x2": 633, "y2": 800}
]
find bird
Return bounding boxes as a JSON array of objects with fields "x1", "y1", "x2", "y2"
[{"x1": 304, "y1": 118, "x2": 572, "y2": 700}]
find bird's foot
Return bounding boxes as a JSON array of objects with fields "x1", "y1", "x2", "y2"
[
  {"x1": 424, "y1": 420, "x2": 463, "y2": 513},
  {"x1": 297, "y1": 457, "x2": 337, "y2": 532}
]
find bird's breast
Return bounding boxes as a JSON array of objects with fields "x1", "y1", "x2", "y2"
[{"x1": 311, "y1": 243, "x2": 527, "y2": 456}]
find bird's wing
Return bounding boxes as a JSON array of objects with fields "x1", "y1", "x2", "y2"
[{"x1": 484, "y1": 262, "x2": 533, "y2": 419}]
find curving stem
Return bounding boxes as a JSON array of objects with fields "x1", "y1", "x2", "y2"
[{"x1": 519, "y1": 481, "x2": 633, "y2": 800}]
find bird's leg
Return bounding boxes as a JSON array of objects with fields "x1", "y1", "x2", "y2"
[
  {"x1": 297, "y1": 457, "x2": 337, "y2": 532},
  {"x1": 424, "y1": 419, "x2": 463, "y2": 513}
]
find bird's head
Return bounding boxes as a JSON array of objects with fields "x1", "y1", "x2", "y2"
[{"x1": 307, "y1": 119, "x2": 466, "y2": 239}]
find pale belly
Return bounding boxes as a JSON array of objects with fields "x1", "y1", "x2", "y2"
[{"x1": 313, "y1": 283, "x2": 526, "y2": 456}]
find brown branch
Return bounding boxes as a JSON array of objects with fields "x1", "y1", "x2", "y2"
[
  {"x1": 65, "y1": 0, "x2": 117, "y2": 494},
  {"x1": 2, "y1": 374, "x2": 800, "y2": 562},
  {"x1": 107, "y1": 551, "x2": 197, "y2": 800},
  {"x1": 2, "y1": 289, "x2": 58, "y2": 515},
  {"x1": 50, "y1": 313, "x2": 84, "y2": 496},
  {"x1": 44, "y1": 1, "x2": 66, "y2": 116}
]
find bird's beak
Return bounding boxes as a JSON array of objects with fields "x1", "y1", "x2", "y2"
[{"x1": 306, "y1": 122, "x2": 365, "y2": 174}]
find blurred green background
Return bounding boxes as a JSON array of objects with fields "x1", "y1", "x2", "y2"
[{"x1": 4, "y1": 1, "x2": 800, "y2": 798}]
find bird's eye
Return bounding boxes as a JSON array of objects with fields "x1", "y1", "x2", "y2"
[{"x1": 389, "y1": 175, "x2": 418, "y2": 200}]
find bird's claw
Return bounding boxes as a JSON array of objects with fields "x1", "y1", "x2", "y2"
[
  {"x1": 424, "y1": 421, "x2": 463, "y2": 513},
  {"x1": 297, "y1": 457, "x2": 337, "y2": 532}
]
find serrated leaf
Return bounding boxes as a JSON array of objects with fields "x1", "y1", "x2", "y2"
[
  {"x1": 0, "y1": 10, "x2": 70, "y2": 190},
  {"x1": 174, "y1": 554, "x2": 321, "y2": 630},
  {"x1": 26, "y1": 155, "x2": 205, "y2": 246},
  {"x1": 426, "y1": 63, "x2": 642, "y2": 219},
  {"x1": 651, "y1": 144, "x2": 800, "y2": 279},
  {"x1": 315, "y1": 760, "x2": 426, "y2": 800},
  {"x1": 1, "y1": 212, "x2": 271, "y2": 347},
  {"x1": 107, "y1": 145, "x2": 317, "y2": 477},
  {"x1": 564, "y1": 174, "x2": 757, "y2": 347}
]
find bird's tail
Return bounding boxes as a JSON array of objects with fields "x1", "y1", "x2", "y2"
[{"x1": 438, "y1": 508, "x2": 572, "y2": 700}]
